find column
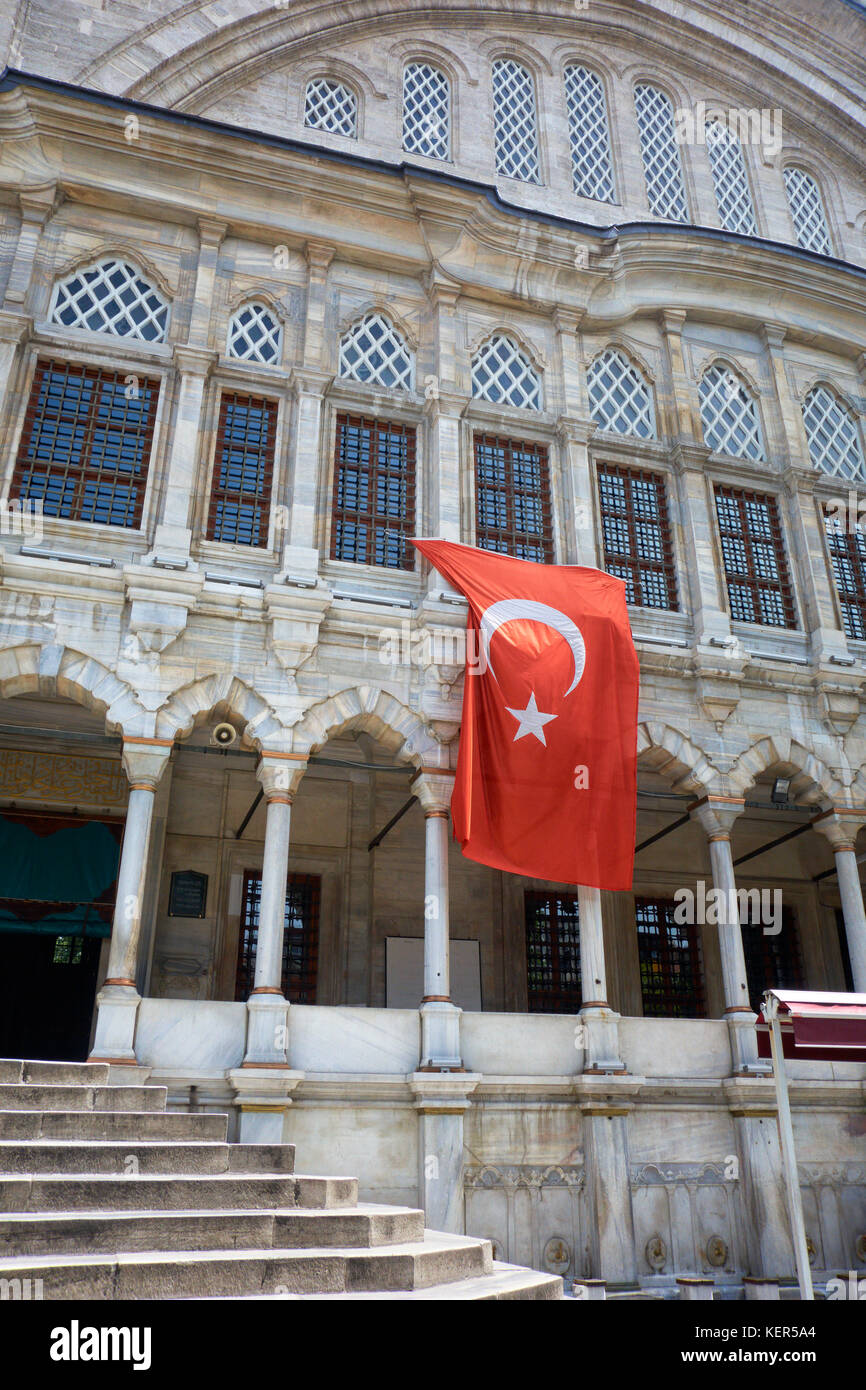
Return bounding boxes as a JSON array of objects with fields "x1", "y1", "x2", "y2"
[
  {"x1": 413, "y1": 769, "x2": 462, "y2": 1069},
  {"x1": 89, "y1": 739, "x2": 173, "y2": 1064},
  {"x1": 0, "y1": 311, "x2": 31, "y2": 448},
  {"x1": 187, "y1": 218, "x2": 227, "y2": 348},
  {"x1": 578, "y1": 884, "x2": 624, "y2": 1072},
  {"x1": 812, "y1": 809, "x2": 866, "y2": 992},
  {"x1": 423, "y1": 272, "x2": 467, "y2": 593},
  {"x1": 3, "y1": 185, "x2": 58, "y2": 312},
  {"x1": 150, "y1": 345, "x2": 217, "y2": 562},
  {"x1": 578, "y1": 1091, "x2": 639, "y2": 1286},
  {"x1": 556, "y1": 311, "x2": 599, "y2": 568}
]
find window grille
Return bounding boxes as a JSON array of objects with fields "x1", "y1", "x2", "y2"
[
  {"x1": 525, "y1": 892, "x2": 582, "y2": 1013},
  {"x1": 474, "y1": 432, "x2": 553, "y2": 563},
  {"x1": 492, "y1": 59, "x2": 540, "y2": 183},
  {"x1": 235, "y1": 871, "x2": 320, "y2": 1002},
  {"x1": 304, "y1": 77, "x2": 357, "y2": 137},
  {"x1": 11, "y1": 358, "x2": 159, "y2": 528},
  {"x1": 339, "y1": 313, "x2": 414, "y2": 392},
  {"x1": 742, "y1": 904, "x2": 804, "y2": 1011},
  {"x1": 331, "y1": 413, "x2": 416, "y2": 570},
  {"x1": 784, "y1": 167, "x2": 831, "y2": 255},
  {"x1": 587, "y1": 349, "x2": 655, "y2": 438},
  {"x1": 706, "y1": 121, "x2": 757, "y2": 235},
  {"x1": 633, "y1": 84, "x2": 688, "y2": 221},
  {"x1": 50, "y1": 259, "x2": 168, "y2": 343},
  {"x1": 597, "y1": 464, "x2": 678, "y2": 609},
  {"x1": 714, "y1": 485, "x2": 797, "y2": 629},
  {"x1": 227, "y1": 303, "x2": 282, "y2": 366},
  {"x1": 402, "y1": 62, "x2": 450, "y2": 160},
  {"x1": 699, "y1": 364, "x2": 765, "y2": 461},
  {"x1": 207, "y1": 392, "x2": 277, "y2": 547},
  {"x1": 824, "y1": 509, "x2": 866, "y2": 641},
  {"x1": 471, "y1": 334, "x2": 541, "y2": 411},
  {"x1": 802, "y1": 386, "x2": 865, "y2": 481},
  {"x1": 635, "y1": 896, "x2": 705, "y2": 1018},
  {"x1": 564, "y1": 65, "x2": 614, "y2": 202}
]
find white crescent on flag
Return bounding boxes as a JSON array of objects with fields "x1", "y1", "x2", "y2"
[{"x1": 478, "y1": 599, "x2": 587, "y2": 696}]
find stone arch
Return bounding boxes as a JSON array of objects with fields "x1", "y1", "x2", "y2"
[
  {"x1": 48, "y1": 243, "x2": 177, "y2": 307},
  {"x1": 287, "y1": 685, "x2": 445, "y2": 768},
  {"x1": 468, "y1": 323, "x2": 546, "y2": 374},
  {"x1": 154, "y1": 673, "x2": 286, "y2": 747},
  {"x1": 636, "y1": 721, "x2": 721, "y2": 797},
  {"x1": 726, "y1": 735, "x2": 842, "y2": 807},
  {"x1": 0, "y1": 642, "x2": 150, "y2": 737}
]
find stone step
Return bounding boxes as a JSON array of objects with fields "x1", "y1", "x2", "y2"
[
  {"x1": 0, "y1": 1110, "x2": 228, "y2": 1142},
  {"x1": 0, "y1": 1060, "x2": 111, "y2": 1086},
  {"x1": 0, "y1": 1173, "x2": 357, "y2": 1213},
  {"x1": 217, "y1": 1262, "x2": 565, "y2": 1300},
  {"x1": 0, "y1": 1141, "x2": 295, "y2": 1176},
  {"x1": 0, "y1": 1085, "x2": 167, "y2": 1113},
  {"x1": 0, "y1": 1231, "x2": 493, "y2": 1298},
  {"x1": 0, "y1": 1204, "x2": 424, "y2": 1256}
]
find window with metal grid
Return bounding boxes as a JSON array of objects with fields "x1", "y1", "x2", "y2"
[
  {"x1": 402, "y1": 62, "x2": 450, "y2": 160},
  {"x1": 824, "y1": 510, "x2": 866, "y2": 641},
  {"x1": 331, "y1": 414, "x2": 416, "y2": 569},
  {"x1": 339, "y1": 313, "x2": 415, "y2": 392},
  {"x1": 304, "y1": 77, "x2": 357, "y2": 137},
  {"x1": 633, "y1": 84, "x2": 689, "y2": 222},
  {"x1": 784, "y1": 167, "x2": 831, "y2": 255},
  {"x1": 597, "y1": 464, "x2": 678, "y2": 610},
  {"x1": 227, "y1": 302, "x2": 282, "y2": 366},
  {"x1": 10, "y1": 358, "x2": 159, "y2": 528},
  {"x1": 235, "y1": 871, "x2": 320, "y2": 1002},
  {"x1": 474, "y1": 432, "x2": 553, "y2": 563},
  {"x1": 471, "y1": 334, "x2": 541, "y2": 411},
  {"x1": 742, "y1": 905, "x2": 804, "y2": 1011},
  {"x1": 564, "y1": 65, "x2": 615, "y2": 202},
  {"x1": 714, "y1": 485, "x2": 797, "y2": 629},
  {"x1": 699, "y1": 363, "x2": 765, "y2": 461},
  {"x1": 206, "y1": 392, "x2": 276, "y2": 547},
  {"x1": 492, "y1": 59, "x2": 540, "y2": 183},
  {"x1": 803, "y1": 386, "x2": 865, "y2": 481},
  {"x1": 525, "y1": 891, "x2": 582, "y2": 1013},
  {"x1": 587, "y1": 349, "x2": 655, "y2": 438},
  {"x1": 635, "y1": 896, "x2": 705, "y2": 1018},
  {"x1": 706, "y1": 121, "x2": 757, "y2": 235},
  {"x1": 50, "y1": 259, "x2": 169, "y2": 343}
]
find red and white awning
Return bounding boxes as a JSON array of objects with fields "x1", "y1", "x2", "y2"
[{"x1": 757, "y1": 989, "x2": 866, "y2": 1062}]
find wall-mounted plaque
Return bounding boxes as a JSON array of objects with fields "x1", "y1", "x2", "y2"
[{"x1": 168, "y1": 870, "x2": 208, "y2": 919}]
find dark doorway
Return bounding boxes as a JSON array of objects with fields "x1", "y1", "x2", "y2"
[{"x1": 0, "y1": 929, "x2": 104, "y2": 1060}]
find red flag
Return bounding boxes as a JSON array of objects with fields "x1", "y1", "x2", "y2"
[{"x1": 412, "y1": 539, "x2": 639, "y2": 890}]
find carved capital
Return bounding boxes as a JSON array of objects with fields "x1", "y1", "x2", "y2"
[
  {"x1": 121, "y1": 739, "x2": 173, "y2": 791},
  {"x1": 412, "y1": 769, "x2": 455, "y2": 816},
  {"x1": 689, "y1": 795, "x2": 746, "y2": 839},
  {"x1": 256, "y1": 752, "x2": 308, "y2": 802},
  {"x1": 811, "y1": 807, "x2": 866, "y2": 852},
  {"x1": 172, "y1": 344, "x2": 218, "y2": 379}
]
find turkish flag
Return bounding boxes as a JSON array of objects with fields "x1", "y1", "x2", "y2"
[{"x1": 412, "y1": 539, "x2": 639, "y2": 890}]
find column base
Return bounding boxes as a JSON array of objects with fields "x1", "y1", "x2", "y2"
[
  {"x1": 726, "y1": 1010, "x2": 767, "y2": 1074},
  {"x1": 420, "y1": 1000, "x2": 463, "y2": 1070},
  {"x1": 88, "y1": 984, "x2": 141, "y2": 1065},
  {"x1": 243, "y1": 991, "x2": 290, "y2": 1067},
  {"x1": 410, "y1": 1072, "x2": 480, "y2": 1234},
  {"x1": 579, "y1": 1005, "x2": 626, "y2": 1073},
  {"x1": 228, "y1": 1067, "x2": 304, "y2": 1143}
]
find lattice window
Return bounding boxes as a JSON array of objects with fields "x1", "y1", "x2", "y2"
[
  {"x1": 235, "y1": 871, "x2": 320, "y2": 1002},
  {"x1": 635, "y1": 896, "x2": 705, "y2": 1018},
  {"x1": 492, "y1": 59, "x2": 540, "y2": 183},
  {"x1": 743, "y1": 905, "x2": 804, "y2": 1011},
  {"x1": 304, "y1": 77, "x2": 357, "y2": 137},
  {"x1": 474, "y1": 432, "x2": 553, "y2": 563},
  {"x1": 10, "y1": 358, "x2": 159, "y2": 528},
  {"x1": 226, "y1": 303, "x2": 282, "y2": 366},
  {"x1": 50, "y1": 259, "x2": 168, "y2": 343},
  {"x1": 633, "y1": 84, "x2": 689, "y2": 221},
  {"x1": 803, "y1": 386, "x2": 865, "y2": 481},
  {"x1": 472, "y1": 334, "x2": 541, "y2": 411},
  {"x1": 699, "y1": 363, "x2": 765, "y2": 460},
  {"x1": 525, "y1": 892, "x2": 582, "y2": 1013},
  {"x1": 784, "y1": 167, "x2": 831, "y2": 255},
  {"x1": 331, "y1": 413, "x2": 416, "y2": 569},
  {"x1": 339, "y1": 313, "x2": 414, "y2": 392},
  {"x1": 588, "y1": 349, "x2": 655, "y2": 438},
  {"x1": 207, "y1": 392, "x2": 276, "y2": 547},
  {"x1": 706, "y1": 121, "x2": 757, "y2": 235},
  {"x1": 824, "y1": 509, "x2": 866, "y2": 641},
  {"x1": 564, "y1": 65, "x2": 615, "y2": 202},
  {"x1": 714, "y1": 485, "x2": 797, "y2": 629},
  {"x1": 597, "y1": 464, "x2": 678, "y2": 609},
  {"x1": 403, "y1": 62, "x2": 450, "y2": 160}
]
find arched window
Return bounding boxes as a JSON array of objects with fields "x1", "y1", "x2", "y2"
[
  {"x1": 471, "y1": 333, "x2": 541, "y2": 410},
  {"x1": 802, "y1": 385, "x2": 865, "y2": 480},
  {"x1": 402, "y1": 62, "x2": 450, "y2": 161},
  {"x1": 706, "y1": 121, "x2": 757, "y2": 235},
  {"x1": 633, "y1": 84, "x2": 688, "y2": 222},
  {"x1": 587, "y1": 349, "x2": 655, "y2": 438},
  {"x1": 50, "y1": 259, "x2": 168, "y2": 343},
  {"x1": 699, "y1": 364, "x2": 765, "y2": 461},
  {"x1": 492, "y1": 59, "x2": 540, "y2": 184},
  {"x1": 227, "y1": 302, "x2": 282, "y2": 366},
  {"x1": 564, "y1": 65, "x2": 614, "y2": 202},
  {"x1": 304, "y1": 77, "x2": 357, "y2": 138},
  {"x1": 784, "y1": 167, "x2": 831, "y2": 255},
  {"x1": 339, "y1": 312, "x2": 414, "y2": 391}
]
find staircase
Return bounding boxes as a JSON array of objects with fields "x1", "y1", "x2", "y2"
[{"x1": 0, "y1": 1060, "x2": 562, "y2": 1301}]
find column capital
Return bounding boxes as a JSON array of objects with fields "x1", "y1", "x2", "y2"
[
  {"x1": 172, "y1": 344, "x2": 218, "y2": 378},
  {"x1": 18, "y1": 182, "x2": 61, "y2": 224},
  {"x1": 556, "y1": 413, "x2": 597, "y2": 447},
  {"x1": 760, "y1": 322, "x2": 787, "y2": 352},
  {"x1": 256, "y1": 751, "x2": 308, "y2": 802},
  {"x1": 811, "y1": 807, "x2": 866, "y2": 851},
  {"x1": 689, "y1": 794, "x2": 746, "y2": 838},
  {"x1": 0, "y1": 310, "x2": 32, "y2": 345},
  {"x1": 305, "y1": 240, "x2": 336, "y2": 275},
  {"x1": 412, "y1": 768, "x2": 455, "y2": 815},
  {"x1": 659, "y1": 307, "x2": 688, "y2": 337},
  {"x1": 670, "y1": 441, "x2": 713, "y2": 475},
  {"x1": 197, "y1": 216, "x2": 228, "y2": 249},
  {"x1": 121, "y1": 738, "x2": 173, "y2": 791},
  {"x1": 289, "y1": 366, "x2": 334, "y2": 399},
  {"x1": 423, "y1": 388, "x2": 470, "y2": 420}
]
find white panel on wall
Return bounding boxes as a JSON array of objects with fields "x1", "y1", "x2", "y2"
[{"x1": 386, "y1": 937, "x2": 482, "y2": 1011}]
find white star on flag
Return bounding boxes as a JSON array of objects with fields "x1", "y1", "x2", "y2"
[{"x1": 505, "y1": 692, "x2": 557, "y2": 746}]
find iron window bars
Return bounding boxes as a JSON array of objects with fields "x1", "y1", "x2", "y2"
[
  {"x1": 714, "y1": 484, "x2": 797, "y2": 629},
  {"x1": 635, "y1": 895, "x2": 705, "y2": 1018},
  {"x1": 474, "y1": 432, "x2": 553, "y2": 563},
  {"x1": 525, "y1": 891, "x2": 582, "y2": 1013},
  {"x1": 597, "y1": 463, "x2": 678, "y2": 610},
  {"x1": 235, "y1": 870, "x2": 320, "y2": 1003},
  {"x1": 207, "y1": 391, "x2": 277, "y2": 547},
  {"x1": 331, "y1": 413, "x2": 417, "y2": 570}
]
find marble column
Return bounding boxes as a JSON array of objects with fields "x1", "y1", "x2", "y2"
[
  {"x1": 278, "y1": 367, "x2": 332, "y2": 581},
  {"x1": 578, "y1": 884, "x2": 625, "y2": 1073},
  {"x1": 577, "y1": 1087, "x2": 639, "y2": 1286},
  {"x1": 89, "y1": 739, "x2": 173, "y2": 1065},
  {"x1": 812, "y1": 809, "x2": 866, "y2": 992},
  {"x1": 187, "y1": 218, "x2": 227, "y2": 348},
  {"x1": 726, "y1": 1085, "x2": 796, "y2": 1280},
  {"x1": 150, "y1": 345, "x2": 217, "y2": 562},
  {"x1": 410, "y1": 1073, "x2": 480, "y2": 1234},
  {"x1": 413, "y1": 769, "x2": 462, "y2": 1069}
]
